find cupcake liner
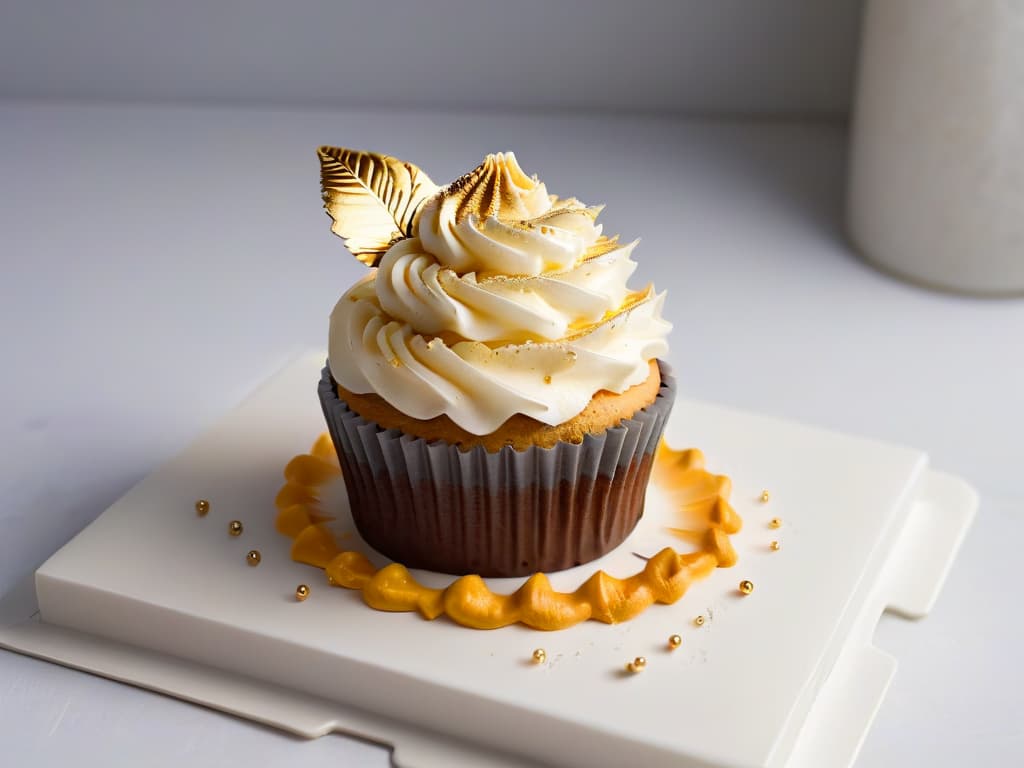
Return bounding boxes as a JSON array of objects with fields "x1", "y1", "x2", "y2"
[{"x1": 319, "y1": 361, "x2": 676, "y2": 577}]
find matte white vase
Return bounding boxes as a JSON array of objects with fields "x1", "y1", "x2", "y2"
[{"x1": 848, "y1": 0, "x2": 1024, "y2": 295}]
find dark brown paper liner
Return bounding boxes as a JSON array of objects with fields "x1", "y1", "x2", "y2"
[{"x1": 318, "y1": 361, "x2": 676, "y2": 577}]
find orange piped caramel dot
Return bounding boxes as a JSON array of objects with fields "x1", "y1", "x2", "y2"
[
  {"x1": 678, "y1": 550, "x2": 718, "y2": 572},
  {"x1": 363, "y1": 564, "x2": 444, "y2": 619},
  {"x1": 578, "y1": 570, "x2": 628, "y2": 624},
  {"x1": 274, "y1": 482, "x2": 318, "y2": 512},
  {"x1": 325, "y1": 550, "x2": 376, "y2": 590},
  {"x1": 709, "y1": 496, "x2": 742, "y2": 534},
  {"x1": 310, "y1": 433, "x2": 338, "y2": 463},
  {"x1": 284, "y1": 453, "x2": 341, "y2": 487},
  {"x1": 675, "y1": 472, "x2": 730, "y2": 512},
  {"x1": 290, "y1": 524, "x2": 341, "y2": 569},
  {"x1": 444, "y1": 575, "x2": 520, "y2": 629},
  {"x1": 606, "y1": 581, "x2": 657, "y2": 624},
  {"x1": 703, "y1": 528, "x2": 738, "y2": 568},
  {"x1": 275, "y1": 503, "x2": 316, "y2": 538},
  {"x1": 640, "y1": 548, "x2": 696, "y2": 604},
  {"x1": 654, "y1": 443, "x2": 705, "y2": 476},
  {"x1": 518, "y1": 573, "x2": 592, "y2": 630}
]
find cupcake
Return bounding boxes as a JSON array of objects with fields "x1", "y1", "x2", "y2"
[{"x1": 317, "y1": 147, "x2": 672, "y2": 577}]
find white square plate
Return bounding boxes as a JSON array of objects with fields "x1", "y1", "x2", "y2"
[{"x1": 0, "y1": 353, "x2": 976, "y2": 768}]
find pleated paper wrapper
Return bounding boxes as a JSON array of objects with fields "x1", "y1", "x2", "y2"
[{"x1": 318, "y1": 361, "x2": 676, "y2": 577}]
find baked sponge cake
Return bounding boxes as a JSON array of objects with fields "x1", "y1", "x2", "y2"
[{"x1": 316, "y1": 148, "x2": 673, "y2": 576}]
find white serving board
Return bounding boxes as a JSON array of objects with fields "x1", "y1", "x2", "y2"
[{"x1": 0, "y1": 353, "x2": 976, "y2": 768}]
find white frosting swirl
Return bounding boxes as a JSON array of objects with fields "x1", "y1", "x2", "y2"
[
  {"x1": 329, "y1": 152, "x2": 671, "y2": 435},
  {"x1": 417, "y1": 152, "x2": 605, "y2": 276}
]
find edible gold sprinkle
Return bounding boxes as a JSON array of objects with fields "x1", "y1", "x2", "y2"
[
  {"x1": 760, "y1": 490, "x2": 770, "y2": 503},
  {"x1": 770, "y1": 540, "x2": 781, "y2": 551},
  {"x1": 739, "y1": 579, "x2": 754, "y2": 595},
  {"x1": 194, "y1": 499, "x2": 210, "y2": 516},
  {"x1": 228, "y1": 520, "x2": 243, "y2": 536},
  {"x1": 627, "y1": 656, "x2": 647, "y2": 673},
  {"x1": 769, "y1": 517, "x2": 782, "y2": 529},
  {"x1": 668, "y1": 634, "x2": 682, "y2": 650},
  {"x1": 532, "y1": 648, "x2": 547, "y2": 664},
  {"x1": 295, "y1": 584, "x2": 310, "y2": 601},
  {"x1": 543, "y1": 375, "x2": 552, "y2": 384},
  {"x1": 694, "y1": 615, "x2": 705, "y2": 627},
  {"x1": 246, "y1": 550, "x2": 261, "y2": 566}
]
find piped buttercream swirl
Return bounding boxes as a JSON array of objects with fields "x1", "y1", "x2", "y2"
[{"x1": 329, "y1": 152, "x2": 670, "y2": 435}]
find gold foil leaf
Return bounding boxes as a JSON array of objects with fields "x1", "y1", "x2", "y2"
[{"x1": 318, "y1": 146, "x2": 439, "y2": 267}]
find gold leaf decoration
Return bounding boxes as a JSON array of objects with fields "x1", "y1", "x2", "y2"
[{"x1": 318, "y1": 146, "x2": 439, "y2": 267}]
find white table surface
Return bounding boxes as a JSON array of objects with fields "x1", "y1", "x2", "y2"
[{"x1": 1, "y1": 100, "x2": 1021, "y2": 767}]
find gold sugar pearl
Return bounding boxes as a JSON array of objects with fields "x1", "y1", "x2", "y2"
[
  {"x1": 739, "y1": 579, "x2": 754, "y2": 595},
  {"x1": 668, "y1": 634, "x2": 682, "y2": 650},
  {"x1": 770, "y1": 540, "x2": 781, "y2": 551},
  {"x1": 295, "y1": 584, "x2": 310, "y2": 601},
  {"x1": 194, "y1": 499, "x2": 210, "y2": 516},
  {"x1": 626, "y1": 656, "x2": 647, "y2": 673},
  {"x1": 532, "y1": 648, "x2": 547, "y2": 665},
  {"x1": 769, "y1": 517, "x2": 782, "y2": 529},
  {"x1": 246, "y1": 550, "x2": 261, "y2": 566},
  {"x1": 694, "y1": 615, "x2": 705, "y2": 627},
  {"x1": 228, "y1": 520, "x2": 243, "y2": 536},
  {"x1": 543, "y1": 375, "x2": 552, "y2": 384},
  {"x1": 760, "y1": 490, "x2": 771, "y2": 503}
]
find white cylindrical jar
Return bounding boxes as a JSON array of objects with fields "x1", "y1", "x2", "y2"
[{"x1": 848, "y1": 0, "x2": 1024, "y2": 295}]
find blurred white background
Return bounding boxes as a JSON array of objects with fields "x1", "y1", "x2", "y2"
[{"x1": 0, "y1": 0, "x2": 863, "y2": 114}]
